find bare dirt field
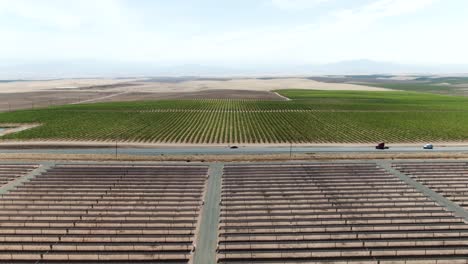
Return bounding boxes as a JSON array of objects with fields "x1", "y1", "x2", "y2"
[
  {"x1": 0, "y1": 77, "x2": 387, "y2": 94},
  {"x1": 132, "y1": 78, "x2": 388, "y2": 92},
  {"x1": 0, "y1": 78, "x2": 139, "y2": 93},
  {"x1": 0, "y1": 77, "x2": 386, "y2": 111},
  {"x1": 95, "y1": 89, "x2": 286, "y2": 102},
  {"x1": 0, "y1": 89, "x2": 284, "y2": 111},
  {"x1": 0, "y1": 91, "x2": 115, "y2": 111}
]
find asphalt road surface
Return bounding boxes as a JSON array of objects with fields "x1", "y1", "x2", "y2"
[{"x1": 1, "y1": 145, "x2": 468, "y2": 156}]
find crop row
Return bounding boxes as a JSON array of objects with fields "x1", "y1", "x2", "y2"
[
  {"x1": 2, "y1": 90, "x2": 468, "y2": 144},
  {"x1": 1, "y1": 109, "x2": 468, "y2": 143},
  {"x1": 52, "y1": 91, "x2": 468, "y2": 112}
]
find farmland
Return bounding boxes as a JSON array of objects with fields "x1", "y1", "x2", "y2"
[
  {"x1": 361, "y1": 83, "x2": 464, "y2": 95},
  {"x1": 307, "y1": 75, "x2": 468, "y2": 96},
  {"x1": 0, "y1": 90, "x2": 468, "y2": 144}
]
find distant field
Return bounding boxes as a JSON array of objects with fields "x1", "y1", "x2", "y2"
[
  {"x1": 0, "y1": 90, "x2": 468, "y2": 144},
  {"x1": 306, "y1": 75, "x2": 468, "y2": 96},
  {"x1": 361, "y1": 83, "x2": 464, "y2": 95}
]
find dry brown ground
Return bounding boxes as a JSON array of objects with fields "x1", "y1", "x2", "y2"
[
  {"x1": 0, "y1": 78, "x2": 387, "y2": 93},
  {"x1": 0, "y1": 89, "x2": 285, "y2": 112},
  {"x1": 0, "y1": 79, "x2": 139, "y2": 93},
  {"x1": 129, "y1": 78, "x2": 389, "y2": 92},
  {"x1": 0, "y1": 77, "x2": 388, "y2": 111},
  {"x1": 0, "y1": 152, "x2": 467, "y2": 163},
  {"x1": 0, "y1": 91, "x2": 114, "y2": 111},
  {"x1": 94, "y1": 89, "x2": 286, "y2": 102}
]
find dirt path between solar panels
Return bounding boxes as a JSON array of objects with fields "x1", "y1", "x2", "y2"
[{"x1": 192, "y1": 163, "x2": 223, "y2": 264}]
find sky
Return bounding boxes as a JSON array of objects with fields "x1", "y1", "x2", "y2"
[{"x1": 0, "y1": 0, "x2": 468, "y2": 74}]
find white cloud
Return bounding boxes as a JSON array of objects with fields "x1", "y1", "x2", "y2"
[{"x1": 1, "y1": 0, "x2": 463, "y2": 68}]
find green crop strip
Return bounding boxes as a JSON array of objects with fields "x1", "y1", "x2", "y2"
[{"x1": 1, "y1": 90, "x2": 468, "y2": 143}]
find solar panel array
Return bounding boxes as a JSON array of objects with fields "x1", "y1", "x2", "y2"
[
  {"x1": 0, "y1": 164, "x2": 208, "y2": 263},
  {"x1": 2, "y1": 161, "x2": 468, "y2": 263},
  {"x1": 0, "y1": 164, "x2": 38, "y2": 187},
  {"x1": 394, "y1": 162, "x2": 468, "y2": 209},
  {"x1": 218, "y1": 163, "x2": 468, "y2": 263}
]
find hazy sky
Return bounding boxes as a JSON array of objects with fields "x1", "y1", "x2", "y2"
[{"x1": 1, "y1": 0, "x2": 467, "y2": 66}]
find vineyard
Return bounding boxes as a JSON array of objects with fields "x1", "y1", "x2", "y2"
[{"x1": 0, "y1": 90, "x2": 468, "y2": 143}]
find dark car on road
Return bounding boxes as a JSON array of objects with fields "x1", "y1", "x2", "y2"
[{"x1": 375, "y1": 142, "x2": 389, "y2": 150}]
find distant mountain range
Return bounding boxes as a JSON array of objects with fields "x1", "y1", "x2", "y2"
[{"x1": 1, "y1": 59, "x2": 467, "y2": 79}]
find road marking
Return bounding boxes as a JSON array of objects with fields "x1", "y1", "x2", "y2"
[
  {"x1": 0, "y1": 162, "x2": 54, "y2": 195},
  {"x1": 376, "y1": 161, "x2": 468, "y2": 220},
  {"x1": 193, "y1": 162, "x2": 223, "y2": 264}
]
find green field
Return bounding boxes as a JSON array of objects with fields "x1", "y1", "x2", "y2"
[
  {"x1": 363, "y1": 83, "x2": 463, "y2": 95},
  {"x1": 1, "y1": 89, "x2": 468, "y2": 144}
]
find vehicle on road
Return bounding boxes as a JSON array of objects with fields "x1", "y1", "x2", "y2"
[
  {"x1": 229, "y1": 146, "x2": 239, "y2": 149},
  {"x1": 423, "y1": 144, "x2": 434, "y2": 149},
  {"x1": 375, "y1": 142, "x2": 389, "y2": 150}
]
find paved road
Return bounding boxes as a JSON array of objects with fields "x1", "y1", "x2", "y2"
[{"x1": 1, "y1": 145, "x2": 468, "y2": 156}]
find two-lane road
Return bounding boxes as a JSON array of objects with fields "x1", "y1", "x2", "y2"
[{"x1": 1, "y1": 145, "x2": 468, "y2": 156}]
